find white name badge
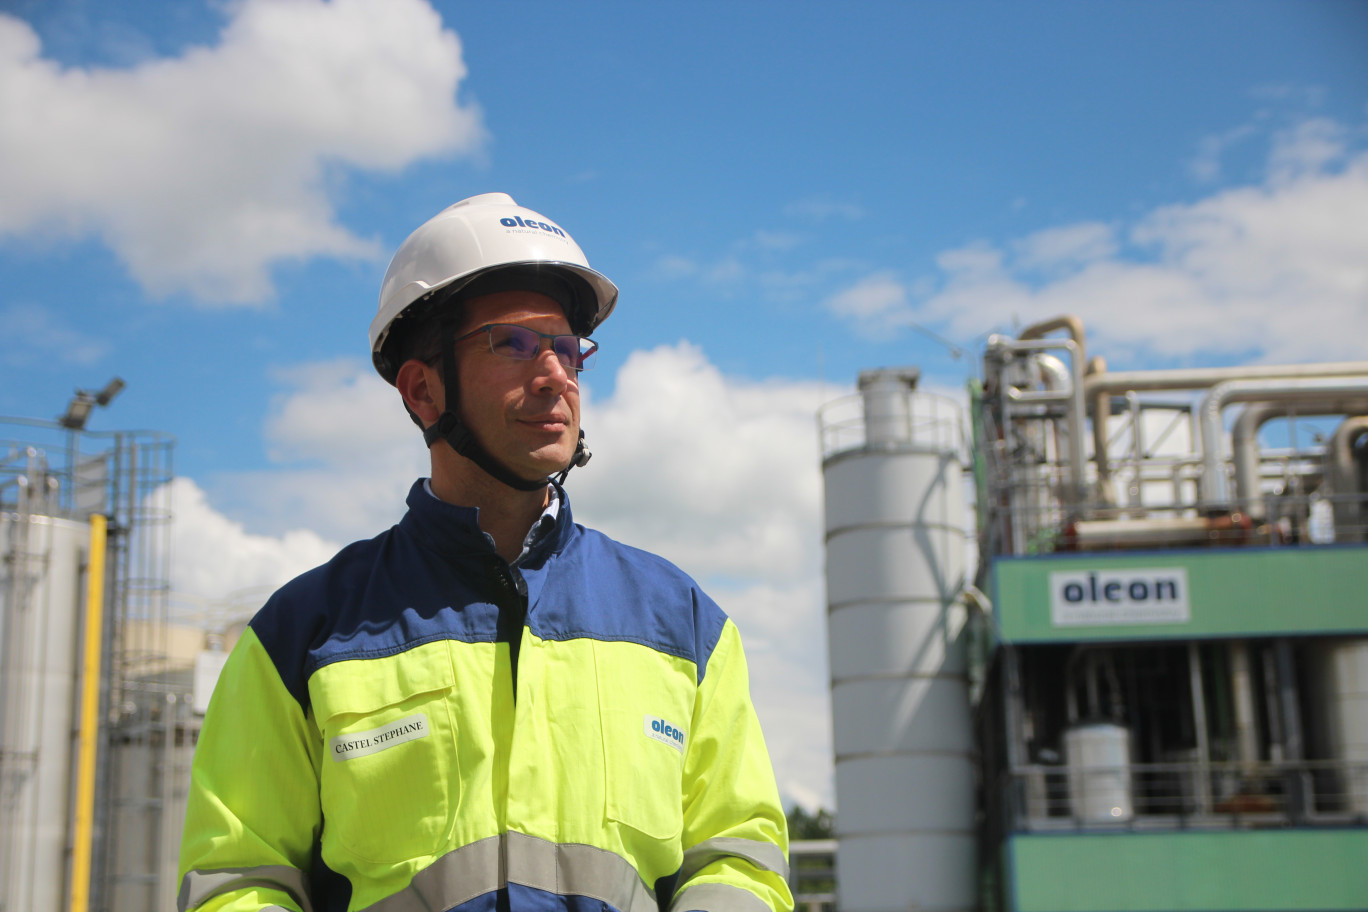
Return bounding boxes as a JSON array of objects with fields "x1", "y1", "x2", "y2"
[{"x1": 330, "y1": 713, "x2": 429, "y2": 761}]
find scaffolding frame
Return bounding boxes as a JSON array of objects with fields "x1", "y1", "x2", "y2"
[{"x1": 0, "y1": 417, "x2": 175, "y2": 912}]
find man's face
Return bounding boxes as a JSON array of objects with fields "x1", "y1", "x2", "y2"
[{"x1": 449, "y1": 290, "x2": 581, "y2": 480}]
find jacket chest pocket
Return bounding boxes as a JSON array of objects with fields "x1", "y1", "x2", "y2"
[
  {"x1": 593, "y1": 641, "x2": 692, "y2": 842},
  {"x1": 310, "y1": 644, "x2": 458, "y2": 865}
]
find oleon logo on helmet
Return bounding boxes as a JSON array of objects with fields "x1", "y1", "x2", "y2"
[
  {"x1": 644, "y1": 715, "x2": 687, "y2": 753},
  {"x1": 499, "y1": 215, "x2": 568, "y2": 238}
]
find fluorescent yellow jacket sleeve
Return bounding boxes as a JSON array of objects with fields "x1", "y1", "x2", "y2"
[
  {"x1": 675, "y1": 620, "x2": 793, "y2": 912},
  {"x1": 178, "y1": 627, "x2": 321, "y2": 911}
]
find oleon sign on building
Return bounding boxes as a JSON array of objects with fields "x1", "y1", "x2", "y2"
[
  {"x1": 992, "y1": 546, "x2": 1367, "y2": 643},
  {"x1": 1049, "y1": 567, "x2": 1190, "y2": 627}
]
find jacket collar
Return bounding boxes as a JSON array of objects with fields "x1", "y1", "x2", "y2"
[{"x1": 398, "y1": 479, "x2": 576, "y2": 567}]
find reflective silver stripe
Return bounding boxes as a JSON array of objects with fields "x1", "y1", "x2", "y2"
[
  {"x1": 178, "y1": 865, "x2": 312, "y2": 912},
  {"x1": 507, "y1": 832, "x2": 656, "y2": 909},
  {"x1": 363, "y1": 832, "x2": 656, "y2": 912},
  {"x1": 670, "y1": 882, "x2": 776, "y2": 912},
  {"x1": 368, "y1": 835, "x2": 503, "y2": 912},
  {"x1": 678, "y1": 836, "x2": 789, "y2": 885}
]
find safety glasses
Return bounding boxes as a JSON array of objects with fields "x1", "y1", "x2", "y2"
[{"x1": 453, "y1": 323, "x2": 598, "y2": 372}]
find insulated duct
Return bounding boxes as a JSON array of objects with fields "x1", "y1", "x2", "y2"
[
  {"x1": 1231, "y1": 399, "x2": 1368, "y2": 520},
  {"x1": 1198, "y1": 377, "x2": 1368, "y2": 510},
  {"x1": 1327, "y1": 417, "x2": 1368, "y2": 542},
  {"x1": 1017, "y1": 318, "x2": 1088, "y2": 507},
  {"x1": 989, "y1": 335, "x2": 1088, "y2": 509},
  {"x1": 1085, "y1": 360, "x2": 1368, "y2": 506}
]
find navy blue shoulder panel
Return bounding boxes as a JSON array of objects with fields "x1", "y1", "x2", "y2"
[
  {"x1": 247, "y1": 480, "x2": 733, "y2": 706},
  {"x1": 525, "y1": 525, "x2": 730, "y2": 684},
  {"x1": 247, "y1": 535, "x2": 381, "y2": 710},
  {"x1": 248, "y1": 521, "x2": 502, "y2": 711}
]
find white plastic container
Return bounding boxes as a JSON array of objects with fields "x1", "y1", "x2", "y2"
[{"x1": 1065, "y1": 722, "x2": 1134, "y2": 823}]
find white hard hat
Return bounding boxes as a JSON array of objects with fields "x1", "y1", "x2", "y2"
[{"x1": 370, "y1": 192, "x2": 618, "y2": 383}]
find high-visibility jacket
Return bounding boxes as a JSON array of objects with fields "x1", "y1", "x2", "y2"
[{"x1": 178, "y1": 481, "x2": 792, "y2": 912}]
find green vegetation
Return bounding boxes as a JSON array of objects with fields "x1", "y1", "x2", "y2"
[{"x1": 786, "y1": 804, "x2": 833, "y2": 840}]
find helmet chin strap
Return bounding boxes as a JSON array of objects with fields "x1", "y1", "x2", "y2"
[
  {"x1": 422, "y1": 316, "x2": 591, "y2": 492},
  {"x1": 555, "y1": 430, "x2": 592, "y2": 486}
]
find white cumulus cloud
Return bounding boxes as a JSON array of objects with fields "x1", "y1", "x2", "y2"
[
  {"x1": 576, "y1": 342, "x2": 829, "y2": 578},
  {"x1": 0, "y1": 0, "x2": 484, "y2": 303},
  {"x1": 823, "y1": 270, "x2": 911, "y2": 337},
  {"x1": 1011, "y1": 221, "x2": 1118, "y2": 273},
  {"x1": 167, "y1": 475, "x2": 340, "y2": 606},
  {"x1": 0, "y1": 302, "x2": 109, "y2": 366},
  {"x1": 213, "y1": 357, "x2": 429, "y2": 542},
  {"x1": 826, "y1": 117, "x2": 1368, "y2": 366}
]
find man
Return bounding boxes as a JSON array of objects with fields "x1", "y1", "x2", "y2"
[{"x1": 178, "y1": 193, "x2": 793, "y2": 912}]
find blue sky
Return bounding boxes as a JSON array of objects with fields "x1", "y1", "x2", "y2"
[{"x1": 2, "y1": 0, "x2": 1365, "y2": 809}]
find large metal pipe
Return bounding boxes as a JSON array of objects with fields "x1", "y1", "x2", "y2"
[
  {"x1": 1274, "y1": 640, "x2": 1308, "y2": 821},
  {"x1": 1086, "y1": 357, "x2": 1115, "y2": 506},
  {"x1": 1019, "y1": 318, "x2": 1088, "y2": 508},
  {"x1": 1019, "y1": 315, "x2": 1086, "y2": 369},
  {"x1": 69, "y1": 514, "x2": 107, "y2": 912},
  {"x1": 1082, "y1": 358, "x2": 1368, "y2": 513},
  {"x1": 1035, "y1": 353, "x2": 1071, "y2": 393},
  {"x1": 993, "y1": 336, "x2": 1088, "y2": 508},
  {"x1": 1085, "y1": 362, "x2": 1368, "y2": 399},
  {"x1": 1231, "y1": 400, "x2": 1368, "y2": 519},
  {"x1": 1327, "y1": 416, "x2": 1368, "y2": 542},
  {"x1": 1230, "y1": 642, "x2": 1260, "y2": 775},
  {"x1": 1198, "y1": 377, "x2": 1368, "y2": 510},
  {"x1": 1187, "y1": 643, "x2": 1212, "y2": 815},
  {"x1": 1260, "y1": 645, "x2": 1285, "y2": 763}
]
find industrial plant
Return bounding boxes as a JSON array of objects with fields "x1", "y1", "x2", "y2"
[
  {"x1": 4, "y1": 314, "x2": 1367, "y2": 911},
  {"x1": 0, "y1": 389, "x2": 195, "y2": 912},
  {"x1": 819, "y1": 315, "x2": 1368, "y2": 912}
]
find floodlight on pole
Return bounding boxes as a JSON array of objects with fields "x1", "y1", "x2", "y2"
[
  {"x1": 94, "y1": 378, "x2": 125, "y2": 407},
  {"x1": 60, "y1": 377, "x2": 125, "y2": 430}
]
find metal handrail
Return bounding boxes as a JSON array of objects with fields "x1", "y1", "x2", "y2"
[
  {"x1": 998, "y1": 758, "x2": 1368, "y2": 832},
  {"x1": 788, "y1": 839, "x2": 837, "y2": 912}
]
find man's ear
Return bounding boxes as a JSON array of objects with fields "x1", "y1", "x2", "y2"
[{"x1": 395, "y1": 359, "x2": 444, "y2": 427}]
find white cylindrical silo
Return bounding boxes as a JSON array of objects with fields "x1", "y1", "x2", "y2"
[
  {"x1": 822, "y1": 370, "x2": 974, "y2": 912},
  {"x1": 0, "y1": 512, "x2": 90, "y2": 912}
]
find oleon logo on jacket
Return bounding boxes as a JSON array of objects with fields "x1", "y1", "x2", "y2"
[{"x1": 644, "y1": 715, "x2": 687, "y2": 753}]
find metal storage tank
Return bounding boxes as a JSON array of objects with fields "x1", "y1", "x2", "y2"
[
  {"x1": 820, "y1": 368, "x2": 974, "y2": 912},
  {"x1": 0, "y1": 510, "x2": 91, "y2": 912},
  {"x1": 108, "y1": 677, "x2": 200, "y2": 912}
]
